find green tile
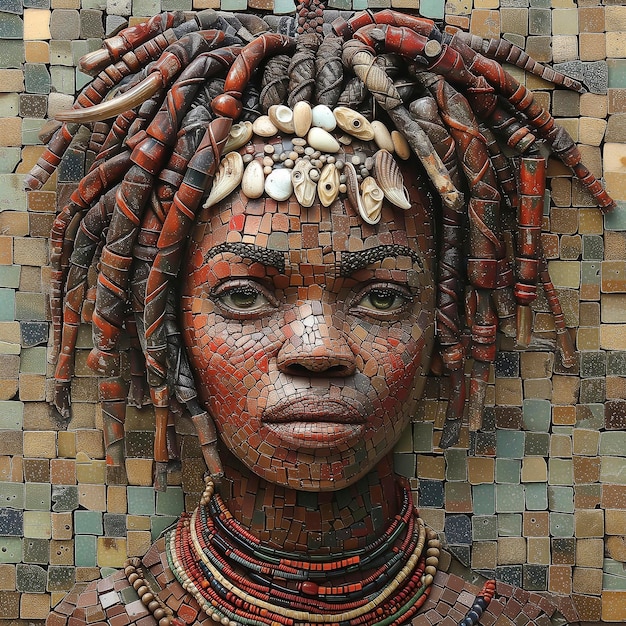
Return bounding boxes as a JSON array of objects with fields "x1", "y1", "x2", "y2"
[
  {"x1": 0, "y1": 265, "x2": 20, "y2": 288},
  {"x1": 151, "y1": 516, "x2": 178, "y2": 540},
  {"x1": 0, "y1": 11, "x2": 23, "y2": 38},
  {"x1": 496, "y1": 484, "x2": 525, "y2": 513},
  {"x1": 0, "y1": 288, "x2": 15, "y2": 321},
  {"x1": 393, "y1": 453, "x2": 415, "y2": 478},
  {"x1": 0, "y1": 401, "x2": 23, "y2": 430},
  {"x1": 127, "y1": 487, "x2": 155, "y2": 516},
  {"x1": 605, "y1": 202, "x2": 626, "y2": 231},
  {"x1": 548, "y1": 486, "x2": 574, "y2": 513},
  {"x1": 0, "y1": 39, "x2": 23, "y2": 68},
  {"x1": 0, "y1": 174, "x2": 26, "y2": 211},
  {"x1": 601, "y1": 457, "x2": 626, "y2": 484},
  {"x1": 548, "y1": 458, "x2": 574, "y2": 485},
  {"x1": 23, "y1": 537, "x2": 48, "y2": 564},
  {"x1": 550, "y1": 512, "x2": 574, "y2": 537},
  {"x1": 600, "y1": 431, "x2": 626, "y2": 456},
  {"x1": 498, "y1": 513, "x2": 522, "y2": 537},
  {"x1": 74, "y1": 534, "x2": 96, "y2": 567},
  {"x1": 47, "y1": 565, "x2": 75, "y2": 592},
  {"x1": 522, "y1": 399, "x2": 551, "y2": 432},
  {"x1": 74, "y1": 510, "x2": 103, "y2": 535},
  {"x1": 472, "y1": 484, "x2": 495, "y2": 516},
  {"x1": 582, "y1": 235, "x2": 604, "y2": 261},
  {"x1": 472, "y1": 515, "x2": 497, "y2": 540},
  {"x1": 496, "y1": 459, "x2": 520, "y2": 484},
  {"x1": 419, "y1": 0, "x2": 444, "y2": 19},
  {"x1": 608, "y1": 60, "x2": 626, "y2": 89},
  {"x1": 0, "y1": 482, "x2": 24, "y2": 508},
  {"x1": 496, "y1": 430, "x2": 525, "y2": 459},
  {"x1": 444, "y1": 449, "x2": 467, "y2": 481},
  {"x1": 19, "y1": 347, "x2": 46, "y2": 374},
  {"x1": 21, "y1": 117, "x2": 46, "y2": 145},
  {"x1": 0, "y1": 147, "x2": 21, "y2": 173},
  {"x1": 16, "y1": 563, "x2": 46, "y2": 593},
  {"x1": 413, "y1": 423, "x2": 433, "y2": 453},
  {"x1": 156, "y1": 487, "x2": 185, "y2": 517},
  {"x1": 525, "y1": 432, "x2": 550, "y2": 456},
  {"x1": 0, "y1": 537, "x2": 22, "y2": 563},
  {"x1": 24, "y1": 483, "x2": 50, "y2": 511},
  {"x1": 525, "y1": 483, "x2": 548, "y2": 511},
  {"x1": 24, "y1": 63, "x2": 50, "y2": 94}
]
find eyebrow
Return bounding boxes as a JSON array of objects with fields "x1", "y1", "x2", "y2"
[
  {"x1": 204, "y1": 243, "x2": 286, "y2": 272},
  {"x1": 340, "y1": 245, "x2": 424, "y2": 277}
]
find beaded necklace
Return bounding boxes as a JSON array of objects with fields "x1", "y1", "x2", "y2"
[{"x1": 164, "y1": 477, "x2": 440, "y2": 626}]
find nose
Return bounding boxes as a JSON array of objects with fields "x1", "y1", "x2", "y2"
[{"x1": 277, "y1": 302, "x2": 356, "y2": 377}]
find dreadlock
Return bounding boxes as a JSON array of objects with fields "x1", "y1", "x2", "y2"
[{"x1": 26, "y1": 0, "x2": 615, "y2": 488}]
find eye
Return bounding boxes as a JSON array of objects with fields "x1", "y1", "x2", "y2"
[
  {"x1": 351, "y1": 283, "x2": 413, "y2": 319},
  {"x1": 212, "y1": 280, "x2": 277, "y2": 318}
]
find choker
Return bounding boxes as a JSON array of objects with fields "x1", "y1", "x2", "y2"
[{"x1": 165, "y1": 477, "x2": 438, "y2": 626}]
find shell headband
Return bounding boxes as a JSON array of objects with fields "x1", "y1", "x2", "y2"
[{"x1": 206, "y1": 102, "x2": 411, "y2": 225}]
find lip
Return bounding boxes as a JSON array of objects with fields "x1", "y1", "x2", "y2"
[
  {"x1": 262, "y1": 395, "x2": 368, "y2": 448},
  {"x1": 262, "y1": 396, "x2": 366, "y2": 424},
  {"x1": 264, "y1": 422, "x2": 366, "y2": 448}
]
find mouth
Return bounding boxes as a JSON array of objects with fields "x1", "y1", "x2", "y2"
[{"x1": 262, "y1": 396, "x2": 367, "y2": 448}]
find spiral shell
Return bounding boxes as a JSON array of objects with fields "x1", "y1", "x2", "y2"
[
  {"x1": 203, "y1": 152, "x2": 244, "y2": 209},
  {"x1": 318, "y1": 163, "x2": 340, "y2": 207},
  {"x1": 223, "y1": 121, "x2": 253, "y2": 154},
  {"x1": 333, "y1": 106, "x2": 374, "y2": 140},
  {"x1": 373, "y1": 149, "x2": 411, "y2": 210},
  {"x1": 360, "y1": 177, "x2": 384, "y2": 224},
  {"x1": 291, "y1": 160, "x2": 317, "y2": 208}
]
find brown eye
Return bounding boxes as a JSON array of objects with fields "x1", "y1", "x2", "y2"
[
  {"x1": 212, "y1": 280, "x2": 278, "y2": 318},
  {"x1": 224, "y1": 288, "x2": 265, "y2": 310},
  {"x1": 361, "y1": 288, "x2": 406, "y2": 311}
]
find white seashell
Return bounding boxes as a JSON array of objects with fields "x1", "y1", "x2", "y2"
[
  {"x1": 318, "y1": 163, "x2": 340, "y2": 207},
  {"x1": 333, "y1": 106, "x2": 374, "y2": 140},
  {"x1": 268, "y1": 105, "x2": 294, "y2": 134},
  {"x1": 311, "y1": 104, "x2": 336, "y2": 131},
  {"x1": 203, "y1": 152, "x2": 244, "y2": 209},
  {"x1": 373, "y1": 149, "x2": 411, "y2": 210},
  {"x1": 344, "y1": 163, "x2": 380, "y2": 224},
  {"x1": 252, "y1": 115, "x2": 278, "y2": 137},
  {"x1": 371, "y1": 121, "x2": 395, "y2": 153},
  {"x1": 264, "y1": 168, "x2": 293, "y2": 202},
  {"x1": 291, "y1": 160, "x2": 317, "y2": 208},
  {"x1": 293, "y1": 101, "x2": 312, "y2": 137},
  {"x1": 307, "y1": 127, "x2": 340, "y2": 153},
  {"x1": 359, "y1": 177, "x2": 384, "y2": 224},
  {"x1": 223, "y1": 121, "x2": 253, "y2": 154},
  {"x1": 391, "y1": 130, "x2": 411, "y2": 160},
  {"x1": 241, "y1": 159, "x2": 265, "y2": 199}
]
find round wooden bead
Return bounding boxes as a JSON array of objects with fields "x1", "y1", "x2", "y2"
[{"x1": 211, "y1": 94, "x2": 242, "y2": 120}]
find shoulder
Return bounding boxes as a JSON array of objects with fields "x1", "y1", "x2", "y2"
[
  {"x1": 415, "y1": 570, "x2": 582, "y2": 626},
  {"x1": 46, "y1": 537, "x2": 197, "y2": 626}
]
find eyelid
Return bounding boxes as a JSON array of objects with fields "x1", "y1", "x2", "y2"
[
  {"x1": 211, "y1": 279, "x2": 280, "y2": 315},
  {"x1": 349, "y1": 282, "x2": 415, "y2": 317}
]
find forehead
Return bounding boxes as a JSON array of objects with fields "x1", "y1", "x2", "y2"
[{"x1": 190, "y1": 136, "x2": 435, "y2": 268}]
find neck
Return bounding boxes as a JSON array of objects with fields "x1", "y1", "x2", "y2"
[{"x1": 215, "y1": 451, "x2": 404, "y2": 554}]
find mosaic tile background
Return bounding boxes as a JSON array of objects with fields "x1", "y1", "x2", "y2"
[{"x1": 0, "y1": 0, "x2": 625, "y2": 622}]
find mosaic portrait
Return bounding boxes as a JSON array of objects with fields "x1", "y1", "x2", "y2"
[{"x1": 1, "y1": 0, "x2": 625, "y2": 623}]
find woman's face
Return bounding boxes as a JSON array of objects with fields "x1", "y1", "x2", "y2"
[{"x1": 181, "y1": 142, "x2": 436, "y2": 491}]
